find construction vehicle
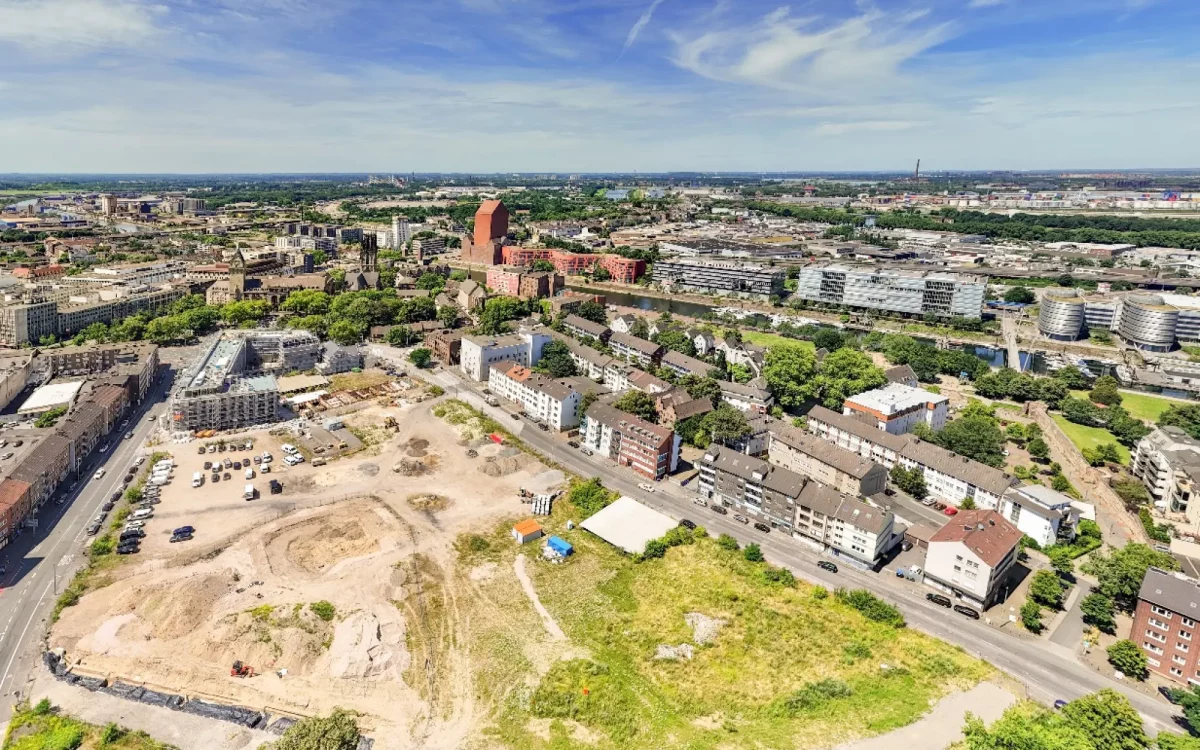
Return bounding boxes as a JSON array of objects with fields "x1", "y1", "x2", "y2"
[{"x1": 231, "y1": 661, "x2": 254, "y2": 678}]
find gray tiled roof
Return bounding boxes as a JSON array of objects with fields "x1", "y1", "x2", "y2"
[
  {"x1": 702, "y1": 445, "x2": 805, "y2": 497},
  {"x1": 769, "y1": 423, "x2": 886, "y2": 480},
  {"x1": 797, "y1": 482, "x2": 893, "y2": 536},
  {"x1": 609, "y1": 331, "x2": 663, "y2": 356},
  {"x1": 1139, "y1": 567, "x2": 1200, "y2": 615}
]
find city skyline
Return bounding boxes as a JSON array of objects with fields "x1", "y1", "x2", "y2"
[{"x1": 1, "y1": 0, "x2": 1199, "y2": 173}]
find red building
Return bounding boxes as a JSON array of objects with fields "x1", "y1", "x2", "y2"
[
  {"x1": 474, "y1": 200, "x2": 509, "y2": 248},
  {"x1": 501, "y1": 246, "x2": 552, "y2": 265},
  {"x1": 1133, "y1": 567, "x2": 1200, "y2": 685},
  {"x1": 486, "y1": 267, "x2": 523, "y2": 296},
  {"x1": 597, "y1": 255, "x2": 646, "y2": 283},
  {"x1": 550, "y1": 251, "x2": 595, "y2": 275}
]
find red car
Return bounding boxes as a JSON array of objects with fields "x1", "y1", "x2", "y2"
[{"x1": 943, "y1": 506, "x2": 959, "y2": 516}]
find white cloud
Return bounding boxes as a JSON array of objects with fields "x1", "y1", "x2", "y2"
[
  {"x1": 623, "y1": 0, "x2": 666, "y2": 52},
  {"x1": 814, "y1": 120, "x2": 919, "y2": 136},
  {"x1": 968, "y1": 0, "x2": 1007, "y2": 8},
  {"x1": 0, "y1": 0, "x2": 166, "y2": 50}
]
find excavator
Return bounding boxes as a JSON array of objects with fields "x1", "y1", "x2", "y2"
[{"x1": 231, "y1": 660, "x2": 254, "y2": 678}]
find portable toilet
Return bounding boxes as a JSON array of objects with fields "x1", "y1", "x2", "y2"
[
  {"x1": 512, "y1": 519, "x2": 543, "y2": 544},
  {"x1": 546, "y1": 536, "x2": 573, "y2": 558}
]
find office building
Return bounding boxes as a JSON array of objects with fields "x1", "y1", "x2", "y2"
[
  {"x1": 98, "y1": 194, "x2": 118, "y2": 216},
  {"x1": 1132, "y1": 567, "x2": 1200, "y2": 685},
  {"x1": 651, "y1": 259, "x2": 785, "y2": 300},
  {"x1": 583, "y1": 401, "x2": 680, "y2": 480},
  {"x1": 793, "y1": 265, "x2": 986, "y2": 319},
  {"x1": 1038, "y1": 289, "x2": 1088, "y2": 341},
  {"x1": 924, "y1": 510, "x2": 1022, "y2": 610},
  {"x1": 460, "y1": 330, "x2": 552, "y2": 381},
  {"x1": 843, "y1": 383, "x2": 949, "y2": 435},
  {"x1": 489, "y1": 361, "x2": 582, "y2": 430},
  {"x1": 1037, "y1": 290, "x2": 1200, "y2": 352}
]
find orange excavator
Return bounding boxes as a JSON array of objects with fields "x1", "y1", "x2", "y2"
[{"x1": 231, "y1": 660, "x2": 254, "y2": 678}]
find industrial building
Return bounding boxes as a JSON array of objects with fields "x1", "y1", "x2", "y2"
[{"x1": 792, "y1": 265, "x2": 987, "y2": 319}]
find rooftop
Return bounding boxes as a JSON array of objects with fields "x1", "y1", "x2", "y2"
[
  {"x1": 18, "y1": 381, "x2": 84, "y2": 413},
  {"x1": 1139, "y1": 567, "x2": 1200, "y2": 615},
  {"x1": 845, "y1": 383, "x2": 948, "y2": 417},
  {"x1": 580, "y1": 496, "x2": 679, "y2": 555},
  {"x1": 609, "y1": 331, "x2": 663, "y2": 356},
  {"x1": 768, "y1": 423, "x2": 887, "y2": 480},
  {"x1": 929, "y1": 510, "x2": 1021, "y2": 567},
  {"x1": 797, "y1": 481, "x2": 893, "y2": 535}
]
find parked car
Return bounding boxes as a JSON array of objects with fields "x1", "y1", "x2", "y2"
[
  {"x1": 1053, "y1": 699, "x2": 1068, "y2": 710},
  {"x1": 953, "y1": 605, "x2": 980, "y2": 620},
  {"x1": 580, "y1": 447, "x2": 593, "y2": 456},
  {"x1": 173, "y1": 526, "x2": 195, "y2": 536},
  {"x1": 253, "y1": 456, "x2": 261, "y2": 464},
  {"x1": 817, "y1": 561, "x2": 838, "y2": 573},
  {"x1": 753, "y1": 522, "x2": 771, "y2": 533},
  {"x1": 0, "y1": 452, "x2": 13, "y2": 460},
  {"x1": 567, "y1": 441, "x2": 579, "y2": 449},
  {"x1": 679, "y1": 519, "x2": 696, "y2": 530},
  {"x1": 233, "y1": 461, "x2": 241, "y2": 470},
  {"x1": 86, "y1": 522, "x2": 101, "y2": 536},
  {"x1": 125, "y1": 432, "x2": 134, "y2": 440},
  {"x1": 925, "y1": 593, "x2": 952, "y2": 608},
  {"x1": 638, "y1": 482, "x2": 655, "y2": 493},
  {"x1": 269, "y1": 480, "x2": 283, "y2": 495},
  {"x1": 692, "y1": 497, "x2": 708, "y2": 507},
  {"x1": 198, "y1": 446, "x2": 207, "y2": 455},
  {"x1": 170, "y1": 533, "x2": 193, "y2": 543},
  {"x1": 99, "y1": 443, "x2": 109, "y2": 453},
  {"x1": 116, "y1": 544, "x2": 140, "y2": 555},
  {"x1": 261, "y1": 465, "x2": 271, "y2": 474},
  {"x1": 921, "y1": 498, "x2": 936, "y2": 507},
  {"x1": 710, "y1": 505, "x2": 728, "y2": 515},
  {"x1": 110, "y1": 491, "x2": 122, "y2": 502},
  {"x1": 943, "y1": 506, "x2": 958, "y2": 516},
  {"x1": 211, "y1": 474, "x2": 220, "y2": 483},
  {"x1": 93, "y1": 469, "x2": 105, "y2": 480},
  {"x1": 204, "y1": 461, "x2": 212, "y2": 470},
  {"x1": 223, "y1": 458, "x2": 232, "y2": 469},
  {"x1": 102, "y1": 501, "x2": 114, "y2": 512},
  {"x1": 733, "y1": 514, "x2": 749, "y2": 524}
]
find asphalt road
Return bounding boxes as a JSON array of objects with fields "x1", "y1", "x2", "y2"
[
  {"x1": 0, "y1": 369, "x2": 174, "y2": 722},
  {"x1": 385, "y1": 353, "x2": 1185, "y2": 736}
]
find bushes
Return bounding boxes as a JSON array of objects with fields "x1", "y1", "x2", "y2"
[
  {"x1": 1029, "y1": 569, "x2": 1066, "y2": 609},
  {"x1": 309, "y1": 601, "x2": 336, "y2": 621},
  {"x1": 1020, "y1": 600, "x2": 1043, "y2": 633},
  {"x1": 568, "y1": 478, "x2": 616, "y2": 519},
  {"x1": 743, "y1": 543, "x2": 764, "y2": 563},
  {"x1": 768, "y1": 678, "x2": 854, "y2": 717},
  {"x1": 761, "y1": 566, "x2": 796, "y2": 587},
  {"x1": 834, "y1": 588, "x2": 906, "y2": 628},
  {"x1": 1139, "y1": 508, "x2": 1172, "y2": 544},
  {"x1": 716, "y1": 534, "x2": 739, "y2": 551},
  {"x1": 642, "y1": 539, "x2": 667, "y2": 559}
]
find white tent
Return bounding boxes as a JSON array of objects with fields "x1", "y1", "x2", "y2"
[{"x1": 580, "y1": 495, "x2": 678, "y2": 555}]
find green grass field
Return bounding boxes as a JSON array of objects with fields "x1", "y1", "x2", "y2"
[
  {"x1": 2, "y1": 701, "x2": 173, "y2": 750},
  {"x1": 1069, "y1": 389, "x2": 1184, "y2": 424},
  {"x1": 738, "y1": 331, "x2": 816, "y2": 350},
  {"x1": 461, "y1": 500, "x2": 991, "y2": 750},
  {"x1": 1052, "y1": 414, "x2": 1130, "y2": 464}
]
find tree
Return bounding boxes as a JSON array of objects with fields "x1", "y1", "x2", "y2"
[
  {"x1": 1060, "y1": 689, "x2": 1150, "y2": 749},
  {"x1": 568, "y1": 477, "x2": 614, "y2": 518},
  {"x1": 1090, "y1": 375, "x2": 1123, "y2": 406},
  {"x1": 1158, "y1": 733, "x2": 1200, "y2": 750},
  {"x1": 762, "y1": 343, "x2": 818, "y2": 409},
  {"x1": 449, "y1": 270, "x2": 468, "y2": 281},
  {"x1": 221, "y1": 299, "x2": 271, "y2": 325},
  {"x1": 327, "y1": 319, "x2": 364, "y2": 345},
  {"x1": 408, "y1": 348, "x2": 432, "y2": 368},
  {"x1": 1005, "y1": 423, "x2": 1026, "y2": 443},
  {"x1": 385, "y1": 325, "x2": 416, "y2": 346},
  {"x1": 810, "y1": 349, "x2": 887, "y2": 409},
  {"x1": 1168, "y1": 684, "x2": 1200, "y2": 739},
  {"x1": 530, "y1": 259, "x2": 556, "y2": 273},
  {"x1": 281, "y1": 289, "x2": 331, "y2": 316},
  {"x1": 146, "y1": 315, "x2": 188, "y2": 343},
  {"x1": 1020, "y1": 600, "x2": 1043, "y2": 633},
  {"x1": 935, "y1": 414, "x2": 1007, "y2": 468},
  {"x1": 679, "y1": 374, "x2": 723, "y2": 406},
  {"x1": 478, "y1": 296, "x2": 527, "y2": 335},
  {"x1": 1080, "y1": 592, "x2": 1116, "y2": 633},
  {"x1": 1037, "y1": 378, "x2": 1069, "y2": 408},
  {"x1": 1004, "y1": 286, "x2": 1036, "y2": 304},
  {"x1": 1082, "y1": 543, "x2": 1180, "y2": 612},
  {"x1": 535, "y1": 340, "x2": 577, "y2": 378},
  {"x1": 629, "y1": 317, "x2": 650, "y2": 339},
  {"x1": 701, "y1": 404, "x2": 750, "y2": 444},
  {"x1": 579, "y1": 390, "x2": 600, "y2": 419},
  {"x1": 1029, "y1": 569, "x2": 1065, "y2": 609},
  {"x1": 1027, "y1": 436, "x2": 1050, "y2": 461},
  {"x1": 960, "y1": 497, "x2": 977, "y2": 510},
  {"x1": 1048, "y1": 546, "x2": 1074, "y2": 576},
  {"x1": 1107, "y1": 407, "x2": 1151, "y2": 447},
  {"x1": 812, "y1": 327, "x2": 845, "y2": 352},
  {"x1": 1106, "y1": 640, "x2": 1149, "y2": 680},
  {"x1": 613, "y1": 390, "x2": 658, "y2": 423},
  {"x1": 1061, "y1": 396, "x2": 1105, "y2": 427},
  {"x1": 1112, "y1": 479, "x2": 1151, "y2": 510},
  {"x1": 575, "y1": 300, "x2": 607, "y2": 325},
  {"x1": 415, "y1": 272, "x2": 446, "y2": 291},
  {"x1": 436, "y1": 305, "x2": 458, "y2": 329},
  {"x1": 290, "y1": 314, "x2": 328, "y2": 338},
  {"x1": 1160, "y1": 404, "x2": 1200, "y2": 440},
  {"x1": 267, "y1": 708, "x2": 361, "y2": 750},
  {"x1": 890, "y1": 464, "x2": 928, "y2": 501},
  {"x1": 743, "y1": 543, "x2": 764, "y2": 562},
  {"x1": 1055, "y1": 365, "x2": 1092, "y2": 390},
  {"x1": 1057, "y1": 273, "x2": 1076, "y2": 287},
  {"x1": 653, "y1": 328, "x2": 696, "y2": 356}
]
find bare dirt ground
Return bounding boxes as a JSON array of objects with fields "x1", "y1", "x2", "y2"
[{"x1": 50, "y1": 397, "x2": 568, "y2": 749}]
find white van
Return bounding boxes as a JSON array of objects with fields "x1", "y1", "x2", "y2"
[
  {"x1": 244, "y1": 484, "x2": 256, "y2": 500},
  {"x1": 150, "y1": 475, "x2": 169, "y2": 486},
  {"x1": 192, "y1": 472, "x2": 203, "y2": 488},
  {"x1": 281, "y1": 444, "x2": 297, "y2": 455},
  {"x1": 244, "y1": 468, "x2": 254, "y2": 480},
  {"x1": 131, "y1": 508, "x2": 153, "y2": 520}
]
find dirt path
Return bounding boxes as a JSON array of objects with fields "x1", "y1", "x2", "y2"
[
  {"x1": 833, "y1": 682, "x2": 1016, "y2": 750},
  {"x1": 513, "y1": 554, "x2": 566, "y2": 641}
]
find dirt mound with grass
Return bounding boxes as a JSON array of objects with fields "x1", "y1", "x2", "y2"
[
  {"x1": 138, "y1": 572, "x2": 237, "y2": 640},
  {"x1": 480, "y1": 453, "x2": 534, "y2": 477},
  {"x1": 407, "y1": 494, "x2": 451, "y2": 512}
]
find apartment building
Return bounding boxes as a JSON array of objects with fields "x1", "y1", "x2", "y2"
[
  {"x1": 1133, "y1": 567, "x2": 1200, "y2": 685},
  {"x1": 595, "y1": 255, "x2": 645, "y2": 283},
  {"x1": 412, "y1": 237, "x2": 446, "y2": 256},
  {"x1": 549, "y1": 333, "x2": 612, "y2": 380},
  {"x1": 171, "y1": 336, "x2": 280, "y2": 431},
  {"x1": 1133, "y1": 427, "x2": 1200, "y2": 525},
  {"x1": 608, "y1": 332, "x2": 663, "y2": 368},
  {"x1": 999, "y1": 484, "x2": 1081, "y2": 548},
  {"x1": 767, "y1": 423, "x2": 889, "y2": 497},
  {"x1": 427, "y1": 330, "x2": 464, "y2": 366},
  {"x1": 793, "y1": 265, "x2": 987, "y2": 319},
  {"x1": 654, "y1": 389, "x2": 712, "y2": 429},
  {"x1": 603, "y1": 362, "x2": 669, "y2": 394},
  {"x1": 562, "y1": 315, "x2": 611, "y2": 343},
  {"x1": 806, "y1": 405, "x2": 1017, "y2": 509},
  {"x1": 925, "y1": 510, "x2": 1022, "y2": 610},
  {"x1": 660, "y1": 350, "x2": 712, "y2": 379},
  {"x1": 460, "y1": 330, "x2": 552, "y2": 381},
  {"x1": 244, "y1": 330, "x2": 323, "y2": 373},
  {"x1": 651, "y1": 259, "x2": 785, "y2": 300},
  {"x1": 582, "y1": 402, "x2": 680, "y2": 480},
  {"x1": 697, "y1": 445, "x2": 806, "y2": 530},
  {"x1": 0, "y1": 351, "x2": 33, "y2": 412},
  {"x1": 489, "y1": 361, "x2": 581, "y2": 430},
  {"x1": 791, "y1": 481, "x2": 896, "y2": 567},
  {"x1": 54, "y1": 287, "x2": 184, "y2": 338},
  {"x1": 0, "y1": 301, "x2": 57, "y2": 348},
  {"x1": 843, "y1": 383, "x2": 949, "y2": 435},
  {"x1": 719, "y1": 380, "x2": 774, "y2": 415}
]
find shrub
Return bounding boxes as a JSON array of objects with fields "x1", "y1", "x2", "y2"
[
  {"x1": 100, "y1": 722, "x2": 124, "y2": 744},
  {"x1": 742, "y1": 543, "x2": 764, "y2": 563},
  {"x1": 842, "y1": 641, "x2": 872, "y2": 662},
  {"x1": 1139, "y1": 508, "x2": 1172, "y2": 543},
  {"x1": 1020, "y1": 600, "x2": 1043, "y2": 633},
  {"x1": 812, "y1": 586, "x2": 828, "y2": 600},
  {"x1": 661, "y1": 526, "x2": 695, "y2": 547},
  {"x1": 1107, "y1": 639, "x2": 1149, "y2": 680},
  {"x1": 309, "y1": 601, "x2": 336, "y2": 621},
  {"x1": 769, "y1": 678, "x2": 853, "y2": 717},
  {"x1": 270, "y1": 708, "x2": 361, "y2": 750},
  {"x1": 835, "y1": 588, "x2": 906, "y2": 628},
  {"x1": 33, "y1": 697, "x2": 52, "y2": 715},
  {"x1": 761, "y1": 566, "x2": 796, "y2": 587},
  {"x1": 89, "y1": 534, "x2": 115, "y2": 558},
  {"x1": 642, "y1": 539, "x2": 667, "y2": 559},
  {"x1": 1029, "y1": 570, "x2": 1065, "y2": 609},
  {"x1": 716, "y1": 534, "x2": 739, "y2": 551}
]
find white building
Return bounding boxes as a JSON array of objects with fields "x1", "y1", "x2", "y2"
[
  {"x1": 719, "y1": 380, "x2": 774, "y2": 415},
  {"x1": 998, "y1": 485, "x2": 1081, "y2": 548},
  {"x1": 602, "y1": 362, "x2": 669, "y2": 394},
  {"x1": 793, "y1": 265, "x2": 987, "y2": 319},
  {"x1": 459, "y1": 331, "x2": 552, "y2": 381},
  {"x1": 1132, "y1": 427, "x2": 1200, "y2": 525},
  {"x1": 843, "y1": 383, "x2": 949, "y2": 435},
  {"x1": 924, "y1": 510, "x2": 1022, "y2": 610},
  {"x1": 609, "y1": 314, "x2": 641, "y2": 335},
  {"x1": 488, "y1": 360, "x2": 581, "y2": 430},
  {"x1": 391, "y1": 217, "x2": 411, "y2": 248}
]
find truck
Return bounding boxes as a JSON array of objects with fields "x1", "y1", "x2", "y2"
[{"x1": 244, "y1": 484, "x2": 256, "y2": 500}]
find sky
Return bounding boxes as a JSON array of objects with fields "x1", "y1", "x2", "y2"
[{"x1": 1, "y1": 0, "x2": 1199, "y2": 173}]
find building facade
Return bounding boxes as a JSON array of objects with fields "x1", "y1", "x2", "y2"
[
  {"x1": 651, "y1": 259, "x2": 785, "y2": 300},
  {"x1": 1133, "y1": 427, "x2": 1200, "y2": 525},
  {"x1": 768, "y1": 424, "x2": 889, "y2": 497},
  {"x1": 793, "y1": 265, "x2": 986, "y2": 319},
  {"x1": 460, "y1": 331, "x2": 552, "y2": 381},
  {"x1": 843, "y1": 383, "x2": 949, "y2": 435},
  {"x1": 1133, "y1": 567, "x2": 1200, "y2": 685},
  {"x1": 924, "y1": 510, "x2": 1022, "y2": 610},
  {"x1": 489, "y1": 361, "x2": 581, "y2": 430},
  {"x1": 583, "y1": 402, "x2": 679, "y2": 480}
]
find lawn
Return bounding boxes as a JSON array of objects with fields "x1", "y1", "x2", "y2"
[
  {"x1": 1052, "y1": 414, "x2": 1130, "y2": 464},
  {"x1": 1069, "y1": 389, "x2": 1184, "y2": 424},
  {"x1": 2, "y1": 701, "x2": 173, "y2": 750},
  {"x1": 471, "y1": 502, "x2": 990, "y2": 750},
  {"x1": 739, "y1": 331, "x2": 815, "y2": 350}
]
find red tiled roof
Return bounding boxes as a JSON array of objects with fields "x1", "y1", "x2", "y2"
[{"x1": 929, "y1": 509, "x2": 1021, "y2": 567}]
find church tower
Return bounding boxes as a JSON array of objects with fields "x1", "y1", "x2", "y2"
[
  {"x1": 229, "y1": 249, "x2": 246, "y2": 302},
  {"x1": 361, "y1": 232, "x2": 378, "y2": 273}
]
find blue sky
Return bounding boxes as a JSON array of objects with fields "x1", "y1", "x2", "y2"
[{"x1": 1, "y1": 0, "x2": 1198, "y2": 173}]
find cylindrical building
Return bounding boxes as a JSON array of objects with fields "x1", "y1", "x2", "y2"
[
  {"x1": 1038, "y1": 288, "x2": 1085, "y2": 340},
  {"x1": 1119, "y1": 294, "x2": 1178, "y2": 352}
]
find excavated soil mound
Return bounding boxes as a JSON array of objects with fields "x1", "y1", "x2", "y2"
[
  {"x1": 407, "y1": 494, "x2": 450, "y2": 512},
  {"x1": 480, "y1": 453, "x2": 534, "y2": 477},
  {"x1": 405, "y1": 438, "x2": 430, "y2": 458},
  {"x1": 281, "y1": 517, "x2": 379, "y2": 574},
  {"x1": 138, "y1": 572, "x2": 237, "y2": 640}
]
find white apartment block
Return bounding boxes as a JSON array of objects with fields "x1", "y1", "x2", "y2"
[
  {"x1": 1133, "y1": 427, "x2": 1200, "y2": 526},
  {"x1": 489, "y1": 360, "x2": 581, "y2": 430},
  {"x1": 793, "y1": 265, "x2": 987, "y2": 319},
  {"x1": 460, "y1": 331, "x2": 552, "y2": 381},
  {"x1": 843, "y1": 383, "x2": 949, "y2": 435},
  {"x1": 998, "y1": 485, "x2": 1081, "y2": 548}
]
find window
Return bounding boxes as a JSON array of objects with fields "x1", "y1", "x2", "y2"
[
  {"x1": 1186, "y1": 617, "x2": 1197, "y2": 628},
  {"x1": 1152, "y1": 605, "x2": 1175, "y2": 618},
  {"x1": 1180, "y1": 642, "x2": 1191, "y2": 653},
  {"x1": 1147, "y1": 630, "x2": 1167, "y2": 643},
  {"x1": 1145, "y1": 642, "x2": 1164, "y2": 655},
  {"x1": 1174, "y1": 667, "x2": 1185, "y2": 677},
  {"x1": 1176, "y1": 655, "x2": 1189, "y2": 665},
  {"x1": 1182, "y1": 631, "x2": 1193, "y2": 641},
  {"x1": 1151, "y1": 618, "x2": 1170, "y2": 630}
]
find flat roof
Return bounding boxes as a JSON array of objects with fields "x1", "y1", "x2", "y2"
[
  {"x1": 18, "y1": 381, "x2": 83, "y2": 413},
  {"x1": 845, "y1": 383, "x2": 948, "y2": 416},
  {"x1": 580, "y1": 496, "x2": 678, "y2": 554}
]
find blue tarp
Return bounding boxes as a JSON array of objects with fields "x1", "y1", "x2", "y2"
[{"x1": 547, "y1": 536, "x2": 573, "y2": 556}]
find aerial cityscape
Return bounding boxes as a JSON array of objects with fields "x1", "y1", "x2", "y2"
[{"x1": 6, "y1": 1, "x2": 1200, "y2": 749}]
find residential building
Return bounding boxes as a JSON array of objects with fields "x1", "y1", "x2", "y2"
[
  {"x1": 603, "y1": 362, "x2": 668, "y2": 394},
  {"x1": 654, "y1": 389, "x2": 712, "y2": 429},
  {"x1": 1133, "y1": 427, "x2": 1200, "y2": 525},
  {"x1": 316, "y1": 342, "x2": 362, "y2": 375},
  {"x1": 549, "y1": 332, "x2": 612, "y2": 380},
  {"x1": 793, "y1": 265, "x2": 987, "y2": 319},
  {"x1": 608, "y1": 332, "x2": 663, "y2": 368},
  {"x1": 595, "y1": 255, "x2": 645, "y2": 283},
  {"x1": 392, "y1": 217, "x2": 411, "y2": 248},
  {"x1": 489, "y1": 361, "x2": 582, "y2": 430},
  {"x1": 412, "y1": 236, "x2": 446, "y2": 257},
  {"x1": 460, "y1": 330, "x2": 552, "y2": 381},
  {"x1": 609, "y1": 314, "x2": 641, "y2": 335},
  {"x1": 719, "y1": 380, "x2": 774, "y2": 415},
  {"x1": 884, "y1": 364, "x2": 919, "y2": 388},
  {"x1": 0, "y1": 351, "x2": 33, "y2": 412},
  {"x1": 660, "y1": 350, "x2": 712, "y2": 378},
  {"x1": 924, "y1": 510, "x2": 1022, "y2": 609},
  {"x1": 1132, "y1": 567, "x2": 1200, "y2": 685},
  {"x1": 791, "y1": 481, "x2": 897, "y2": 567},
  {"x1": 843, "y1": 383, "x2": 949, "y2": 435},
  {"x1": 457, "y1": 280, "x2": 487, "y2": 311},
  {"x1": 999, "y1": 485, "x2": 1080, "y2": 548},
  {"x1": 806, "y1": 405, "x2": 1017, "y2": 509},
  {"x1": 690, "y1": 329, "x2": 716, "y2": 356},
  {"x1": 696, "y1": 445, "x2": 806, "y2": 530},
  {"x1": 427, "y1": 330, "x2": 464, "y2": 366},
  {"x1": 563, "y1": 315, "x2": 611, "y2": 343},
  {"x1": 582, "y1": 401, "x2": 680, "y2": 480},
  {"x1": 244, "y1": 331, "x2": 323, "y2": 373},
  {"x1": 725, "y1": 413, "x2": 772, "y2": 457},
  {"x1": 170, "y1": 336, "x2": 280, "y2": 431},
  {"x1": 768, "y1": 423, "x2": 889, "y2": 497},
  {"x1": 651, "y1": 259, "x2": 785, "y2": 300}
]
